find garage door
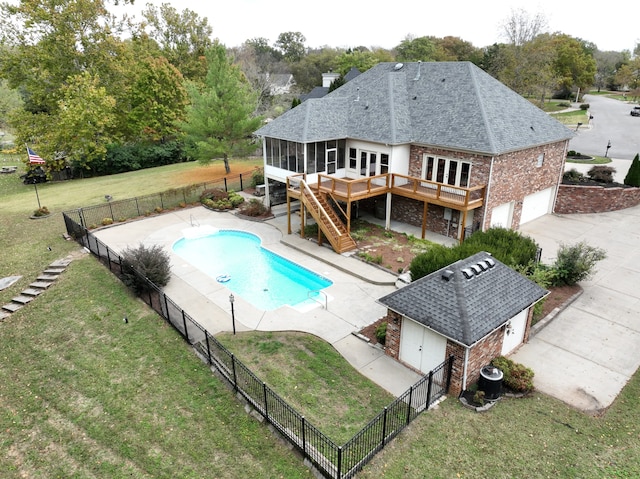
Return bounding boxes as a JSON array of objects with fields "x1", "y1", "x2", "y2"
[
  {"x1": 490, "y1": 202, "x2": 513, "y2": 228},
  {"x1": 521, "y1": 187, "x2": 554, "y2": 224}
]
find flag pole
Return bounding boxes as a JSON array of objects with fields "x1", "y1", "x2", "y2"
[{"x1": 26, "y1": 144, "x2": 42, "y2": 210}]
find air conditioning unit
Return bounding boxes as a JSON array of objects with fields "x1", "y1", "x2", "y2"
[{"x1": 254, "y1": 184, "x2": 266, "y2": 196}]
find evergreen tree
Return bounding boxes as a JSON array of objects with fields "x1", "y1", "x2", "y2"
[
  {"x1": 624, "y1": 153, "x2": 640, "y2": 187},
  {"x1": 181, "y1": 44, "x2": 263, "y2": 173}
]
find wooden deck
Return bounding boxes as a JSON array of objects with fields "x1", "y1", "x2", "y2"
[{"x1": 287, "y1": 173, "x2": 485, "y2": 211}]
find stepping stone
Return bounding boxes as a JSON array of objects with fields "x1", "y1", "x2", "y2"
[
  {"x1": 43, "y1": 268, "x2": 64, "y2": 275},
  {"x1": 2, "y1": 302, "x2": 23, "y2": 313},
  {"x1": 50, "y1": 259, "x2": 72, "y2": 268},
  {"x1": 37, "y1": 274, "x2": 59, "y2": 281},
  {"x1": 22, "y1": 288, "x2": 43, "y2": 297},
  {"x1": 0, "y1": 275, "x2": 22, "y2": 291},
  {"x1": 12, "y1": 295, "x2": 34, "y2": 305},
  {"x1": 0, "y1": 310, "x2": 11, "y2": 321},
  {"x1": 29, "y1": 281, "x2": 53, "y2": 289}
]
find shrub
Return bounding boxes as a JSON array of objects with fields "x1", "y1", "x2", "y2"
[
  {"x1": 587, "y1": 165, "x2": 616, "y2": 183},
  {"x1": 251, "y1": 167, "x2": 265, "y2": 187},
  {"x1": 623, "y1": 153, "x2": 640, "y2": 187},
  {"x1": 563, "y1": 168, "x2": 585, "y2": 182},
  {"x1": 375, "y1": 321, "x2": 387, "y2": 345},
  {"x1": 464, "y1": 227, "x2": 539, "y2": 269},
  {"x1": 120, "y1": 243, "x2": 171, "y2": 294},
  {"x1": 32, "y1": 206, "x2": 50, "y2": 217},
  {"x1": 101, "y1": 217, "x2": 114, "y2": 226},
  {"x1": 473, "y1": 390, "x2": 485, "y2": 406},
  {"x1": 491, "y1": 356, "x2": 535, "y2": 393},
  {"x1": 200, "y1": 188, "x2": 244, "y2": 210},
  {"x1": 580, "y1": 103, "x2": 590, "y2": 110},
  {"x1": 239, "y1": 198, "x2": 270, "y2": 217},
  {"x1": 553, "y1": 241, "x2": 606, "y2": 286}
]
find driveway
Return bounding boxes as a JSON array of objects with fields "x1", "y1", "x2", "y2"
[
  {"x1": 570, "y1": 94, "x2": 640, "y2": 160},
  {"x1": 514, "y1": 204, "x2": 640, "y2": 413}
]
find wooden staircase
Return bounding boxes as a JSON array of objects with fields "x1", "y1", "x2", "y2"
[{"x1": 299, "y1": 181, "x2": 356, "y2": 253}]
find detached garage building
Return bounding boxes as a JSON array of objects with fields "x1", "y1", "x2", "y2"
[{"x1": 378, "y1": 251, "x2": 548, "y2": 396}]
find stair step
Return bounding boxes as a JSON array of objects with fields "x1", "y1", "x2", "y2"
[
  {"x1": 22, "y1": 288, "x2": 44, "y2": 297},
  {"x1": 2, "y1": 302, "x2": 23, "y2": 313},
  {"x1": 50, "y1": 259, "x2": 72, "y2": 268},
  {"x1": 37, "y1": 274, "x2": 59, "y2": 281},
  {"x1": 12, "y1": 295, "x2": 34, "y2": 305},
  {"x1": 30, "y1": 281, "x2": 53, "y2": 289},
  {"x1": 0, "y1": 310, "x2": 11, "y2": 321}
]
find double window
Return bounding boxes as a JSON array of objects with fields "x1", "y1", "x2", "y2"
[{"x1": 422, "y1": 155, "x2": 471, "y2": 187}]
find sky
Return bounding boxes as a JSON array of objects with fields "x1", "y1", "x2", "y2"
[{"x1": 114, "y1": 0, "x2": 639, "y2": 53}]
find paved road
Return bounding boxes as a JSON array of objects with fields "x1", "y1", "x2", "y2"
[
  {"x1": 514, "y1": 205, "x2": 640, "y2": 413},
  {"x1": 569, "y1": 94, "x2": 640, "y2": 160}
]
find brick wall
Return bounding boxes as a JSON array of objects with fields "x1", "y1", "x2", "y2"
[{"x1": 555, "y1": 184, "x2": 640, "y2": 214}]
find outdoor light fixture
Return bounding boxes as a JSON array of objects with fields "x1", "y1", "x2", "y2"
[{"x1": 229, "y1": 293, "x2": 236, "y2": 335}]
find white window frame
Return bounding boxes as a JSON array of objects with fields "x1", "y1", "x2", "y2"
[{"x1": 421, "y1": 155, "x2": 471, "y2": 187}]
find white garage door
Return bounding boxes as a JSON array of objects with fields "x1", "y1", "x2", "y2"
[
  {"x1": 521, "y1": 187, "x2": 554, "y2": 224},
  {"x1": 490, "y1": 202, "x2": 513, "y2": 228},
  {"x1": 399, "y1": 319, "x2": 447, "y2": 374}
]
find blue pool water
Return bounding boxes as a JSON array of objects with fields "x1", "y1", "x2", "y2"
[{"x1": 172, "y1": 230, "x2": 332, "y2": 310}]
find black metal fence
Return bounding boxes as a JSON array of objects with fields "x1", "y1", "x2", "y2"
[
  {"x1": 70, "y1": 172, "x2": 251, "y2": 230},
  {"x1": 63, "y1": 210, "x2": 454, "y2": 479}
]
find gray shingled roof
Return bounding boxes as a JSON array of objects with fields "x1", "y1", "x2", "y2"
[
  {"x1": 377, "y1": 252, "x2": 548, "y2": 347},
  {"x1": 255, "y1": 61, "x2": 574, "y2": 155}
]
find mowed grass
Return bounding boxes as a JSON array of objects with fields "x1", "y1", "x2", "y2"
[{"x1": 3, "y1": 158, "x2": 640, "y2": 477}]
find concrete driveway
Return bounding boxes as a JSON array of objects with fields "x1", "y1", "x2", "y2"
[{"x1": 513, "y1": 204, "x2": 640, "y2": 413}]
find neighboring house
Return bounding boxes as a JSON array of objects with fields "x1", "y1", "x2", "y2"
[
  {"x1": 299, "y1": 67, "x2": 361, "y2": 102},
  {"x1": 255, "y1": 61, "x2": 574, "y2": 253},
  {"x1": 377, "y1": 251, "x2": 548, "y2": 396}
]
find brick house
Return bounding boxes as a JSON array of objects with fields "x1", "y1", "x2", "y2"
[
  {"x1": 377, "y1": 251, "x2": 548, "y2": 396},
  {"x1": 254, "y1": 61, "x2": 574, "y2": 253}
]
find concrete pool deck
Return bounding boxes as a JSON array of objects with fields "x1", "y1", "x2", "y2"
[{"x1": 93, "y1": 205, "x2": 427, "y2": 397}]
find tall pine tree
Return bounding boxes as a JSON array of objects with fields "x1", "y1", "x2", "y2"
[{"x1": 181, "y1": 44, "x2": 263, "y2": 173}]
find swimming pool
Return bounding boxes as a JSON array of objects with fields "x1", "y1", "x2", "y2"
[{"x1": 172, "y1": 229, "x2": 332, "y2": 311}]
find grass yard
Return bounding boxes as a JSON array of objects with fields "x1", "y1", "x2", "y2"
[{"x1": 2, "y1": 159, "x2": 640, "y2": 477}]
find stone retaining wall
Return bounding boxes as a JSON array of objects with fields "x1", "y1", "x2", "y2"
[{"x1": 555, "y1": 184, "x2": 640, "y2": 214}]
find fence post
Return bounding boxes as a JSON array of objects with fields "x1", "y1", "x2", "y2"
[
  {"x1": 301, "y1": 416, "x2": 306, "y2": 455},
  {"x1": 263, "y1": 382, "x2": 268, "y2": 418},
  {"x1": 160, "y1": 192, "x2": 164, "y2": 210},
  {"x1": 445, "y1": 355, "x2": 455, "y2": 392},
  {"x1": 231, "y1": 354, "x2": 238, "y2": 392},
  {"x1": 406, "y1": 386, "x2": 413, "y2": 425},
  {"x1": 426, "y1": 371, "x2": 433, "y2": 407},
  {"x1": 337, "y1": 446, "x2": 342, "y2": 479},
  {"x1": 106, "y1": 248, "x2": 112, "y2": 272},
  {"x1": 135, "y1": 198, "x2": 140, "y2": 216},
  {"x1": 205, "y1": 333, "x2": 212, "y2": 365},
  {"x1": 224, "y1": 177, "x2": 228, "y2": 192},
  {"x1": 181, "y1": 309, "x2": 189, "y2": 342},
  {"x1": 381, "y1": 407, "x2": 388, "y2": 447},
  {"x1": 240, "y1": 174, "x2": 243, "y2": 191},
  {"x1": 108, "y1": 201, "x2": 114, "y2": 221}
]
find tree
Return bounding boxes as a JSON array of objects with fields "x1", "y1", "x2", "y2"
[
  {"x1": 274, "y1": 31, "x2": 307, "y2": 63},
  {"x1": 335, "y1": 49, "x2": 379, "y2": 74},
  {"x1": 500, "y1": 8, "x2": 548, "y2": 46},
  {"x1": 289, "y1": 47, "x2": 341, "y2": 92},
  {"x1": 140, "y1": 3, "x2": 213, "y2": 82},
  {"x1": 180, "y1": 44, "x2": 263, "y2": 173},
  {"x1": 550, "y1": 34, "x2": 597, "y2": 98},
  {"x1": 0, "y1": 79, "x2": 22, "y2": 131},
  {"x1": 624, "y1": 153, "x2": 640, "y2": 187},
  {"x1": 396, "y1": 36, "x2": 437, "y2": 62}
]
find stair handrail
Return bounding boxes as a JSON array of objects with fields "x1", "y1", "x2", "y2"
[{"x1": 300, "y1": 180, "x2": 342, "y2": 238}]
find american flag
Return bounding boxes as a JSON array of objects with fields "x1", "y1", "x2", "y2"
[{"x1": 27, "y1": 147, "x2": 46, "y2": 164}]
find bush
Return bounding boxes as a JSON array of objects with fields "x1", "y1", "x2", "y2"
[
  {"x1": 491, "y1": 356, "x2": 535, "y2": 393},
  {"x1": 553, "y1": 241, "x2": 606, "y2": 286},
  {"x1": 375, "y1": 321, "x2": 387, "y2": 345},
  {"x1": 251, "y1": 167, "x2": 265, "y2": 187},
  {"x1": 101, "y1": 217, "x2": 114, "y2": 226},
  {"x1": 200, "y1": 188, "x2": 244, "y2": 210},
  {"x1": 32, "y1": 206, "x2": 50, "y2": 217},
  {"x1": 623, "y1": 153, "x2": 640, "y2": 187},
  {"x1": 239, "y1": 198, "x2": 270, "y2": 217},
  {"x1": 587, "y1": 165, "x2": 616, "y2": 183},
  {"x1": 580, "y1": 103, "x2": 590, "y2": 110},
  {"x1": 120, "y1": 243, "x2": 171, "y2": 294},
  {"x1": 563, "y1": 168, "x2": 585, "y2": 182}
]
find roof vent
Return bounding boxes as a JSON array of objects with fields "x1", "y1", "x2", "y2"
[
  {"x1": 394, "y1": 63, "x2": 404, "y2": 71},
  {"x1": 485, "y1": 258, "x2": 496, "y2": 268},
  {"x1": 441, "y1": 269, "x2": 454, "y2": 281},
  {"x1": 461, "y1": 268, "x2": 474, "y2": 279},
  {"x1": 477, "y1": 260, "x2": 489, "y2": 271},
  {"x1": 471, "y1": 264, "x2": 482, "y2": 275},
  {"x1": 414, "y1": 60, "x2": 422, "y2": 81}
]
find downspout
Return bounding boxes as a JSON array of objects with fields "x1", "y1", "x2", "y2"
[
  {"x1": 462, "y1": 347, "x2": 470, "y2": 392},
  {"x1": 262, "y1": 138, "x2": 270, "y2": 208},
  {"x1": 552, "y1": 141, "x2": 570, "y2": 214},
  {"x1": 481, "y1": 156, "x2": 495, "y2": 230}
]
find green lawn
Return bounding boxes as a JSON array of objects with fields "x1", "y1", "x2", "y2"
[{"x1": 2, "y1": 160, "x2": 640, "y2": 477}]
